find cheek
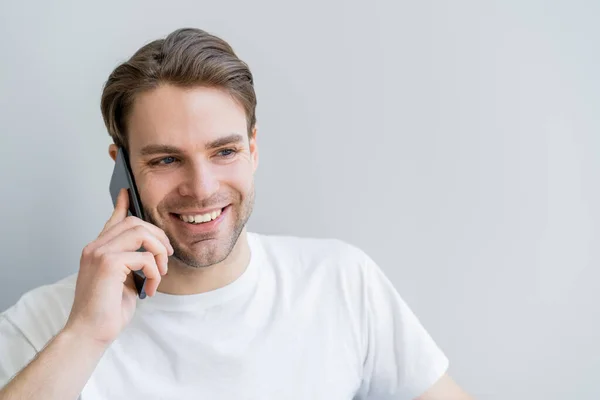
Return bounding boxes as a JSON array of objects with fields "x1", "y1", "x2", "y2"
[
  {"x1": 219, "y1": 162, "x2": 254, "y2": 195},
  {"x1": 138, "y1": 175, "x2": 174, "y2": 208}
]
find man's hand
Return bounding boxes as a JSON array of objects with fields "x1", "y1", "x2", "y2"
[
  {"x1": 0, "y1": 189, "x2": 174, "y2": 400},
  {"x1": 64, "y1": 188, "x2": 174, "y2": 345}
]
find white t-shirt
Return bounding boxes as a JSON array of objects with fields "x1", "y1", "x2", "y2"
[{"x1": 0, "y1": 232, "x2": 448, "y2": 399}]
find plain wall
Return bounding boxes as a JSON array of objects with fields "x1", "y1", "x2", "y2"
[{"x1": 1, "y1": 1, "x2": 598, "y2": 399}]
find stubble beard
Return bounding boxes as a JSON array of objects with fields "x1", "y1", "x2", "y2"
[{"x1": 144, "y1": 184, "x2": 255, "y2": 269}]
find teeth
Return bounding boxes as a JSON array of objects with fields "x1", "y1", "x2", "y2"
[{"x1": 179, "y1": 209, "x2": 222, "y2": 224}]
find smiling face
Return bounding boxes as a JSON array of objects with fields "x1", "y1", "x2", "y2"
[{"x1": 112, "y1": 84, "x2": 258, "y2": 268}]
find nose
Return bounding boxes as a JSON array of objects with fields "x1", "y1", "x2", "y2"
[{"x1": 177, "y1": 160, "x2": 220, "y2": 200}]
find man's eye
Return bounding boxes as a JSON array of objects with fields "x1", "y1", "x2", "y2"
[
  {"x1": 218, "y1": 148, "x2": 237, "y2": 158},
  {"x1": 150, "y1": 156, "x2": 177, "y2": 166}
]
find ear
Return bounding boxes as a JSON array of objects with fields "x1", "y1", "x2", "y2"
[
  {"x1": 108, "y1": 144, "x2": 118, "y2": 161},
  {"x1": 249, "y1": 126, "x2": 259, "y2": 172}
]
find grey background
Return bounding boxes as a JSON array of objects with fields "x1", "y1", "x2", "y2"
[{"x1": 1, "y1": 1, "x2": 598, "y2": 399}]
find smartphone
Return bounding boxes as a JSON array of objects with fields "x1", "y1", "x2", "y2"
[{"x1": 109, "y1": 147, "x2": 148, "y2": 299}]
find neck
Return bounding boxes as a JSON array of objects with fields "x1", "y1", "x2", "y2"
[{"x1": 157, "y1": 229, "x2": 251, "y2": 295}]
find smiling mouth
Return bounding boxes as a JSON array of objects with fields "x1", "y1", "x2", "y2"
[{"x1": 172, "y1": 207, "x2": 225, "y2": 224}]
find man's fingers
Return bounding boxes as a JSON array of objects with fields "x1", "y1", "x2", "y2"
[
  {"x1": 109, "y1": 251, "x2": 163, "y2": 297},
  {"x1": 99, "y1": 226, "x2": 170, "y2": 272},
  {"x1": 132, "y1": 254, "x2": 162, "y2": 297},
  {"x1": 95, "y1": 216, "x2": 174, "y2": 256},
  {"x1": 101, "y1": 188, "x2": 130, "y2": 235}
]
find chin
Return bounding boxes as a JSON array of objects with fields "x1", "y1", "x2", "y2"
[
  {"x1": 170, "y1": 226, "x2": 244, "y2": 269},
  {"x1": 147, "y1": 187, "x2": 255, "y2": 269}
]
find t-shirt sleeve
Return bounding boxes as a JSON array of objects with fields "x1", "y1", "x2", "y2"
[
  {"x1": 0, "y1": 314, "x2": 38, "y2": 389},
  {"x1": 0, "y1": 278, "x2": 75, "y2": 390},
  {"x1": 355, "y1": 254, "x2": 449, "y2": 400}
]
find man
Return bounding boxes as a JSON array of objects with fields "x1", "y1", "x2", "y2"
[{"x1": 0, "y1": 28, "x2": 472, "y2": 399}]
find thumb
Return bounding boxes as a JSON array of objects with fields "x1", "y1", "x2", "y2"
[{"x1": 101, "y1": 188, "x2": 130, "y2": 234}]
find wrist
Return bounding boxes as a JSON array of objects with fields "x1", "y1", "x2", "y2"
[{"x1": 58, "y1": 325, "x2": 111, "y2": 356}]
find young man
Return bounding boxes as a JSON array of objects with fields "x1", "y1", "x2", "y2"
[{"x1": 0, "y1": 28, "x2": 472, "y2": 399}]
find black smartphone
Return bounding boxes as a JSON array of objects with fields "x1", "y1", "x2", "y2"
[{"x1": 109, "y1": 147, "x2": 148, "y2": 299}]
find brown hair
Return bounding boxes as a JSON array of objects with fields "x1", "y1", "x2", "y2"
[{"x1": 100, "y1": 28, "x2": 257, "y2": 149}]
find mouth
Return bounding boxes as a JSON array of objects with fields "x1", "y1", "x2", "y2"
[
  {"x1": 175, "y1": 207, "x2": 224, "y2": 224},
  {"x1": 169, "y1": 205, "x2": 230, "y2": 232}
]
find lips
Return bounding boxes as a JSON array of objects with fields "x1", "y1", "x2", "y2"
[
  {"x1": 177, "y1": 208, "x2": 223, "y2": 224},
  {"x1": 169, "y1": 205, "x2": 230, "y2": 232}
]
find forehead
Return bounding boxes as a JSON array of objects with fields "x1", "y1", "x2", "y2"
[{"x1": 126, "y1": 84, "x2": 248, "y2": 152}]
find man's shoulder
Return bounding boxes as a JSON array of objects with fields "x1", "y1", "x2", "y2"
[
  {"x1": 0, "y1": 274, "x2": 77, "y2": 351},
  {"x1": 250, "y1": 230, "x2": 367, "y2": 258},
  {"x1": 249, "y1": 231, "x2": 371, "y2": 280}
]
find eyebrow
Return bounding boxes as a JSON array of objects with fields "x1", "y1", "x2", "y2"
[
  {"x1": 139, "y1": 133, "x2": 245, "y2": 156},
  {"x1": 205, "y1": 133, "x2": 245, "y2": 150}
]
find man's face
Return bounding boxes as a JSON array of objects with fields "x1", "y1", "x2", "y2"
[{"x1": 120, "y1": 84, "x2": 258, "y2": 268}]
